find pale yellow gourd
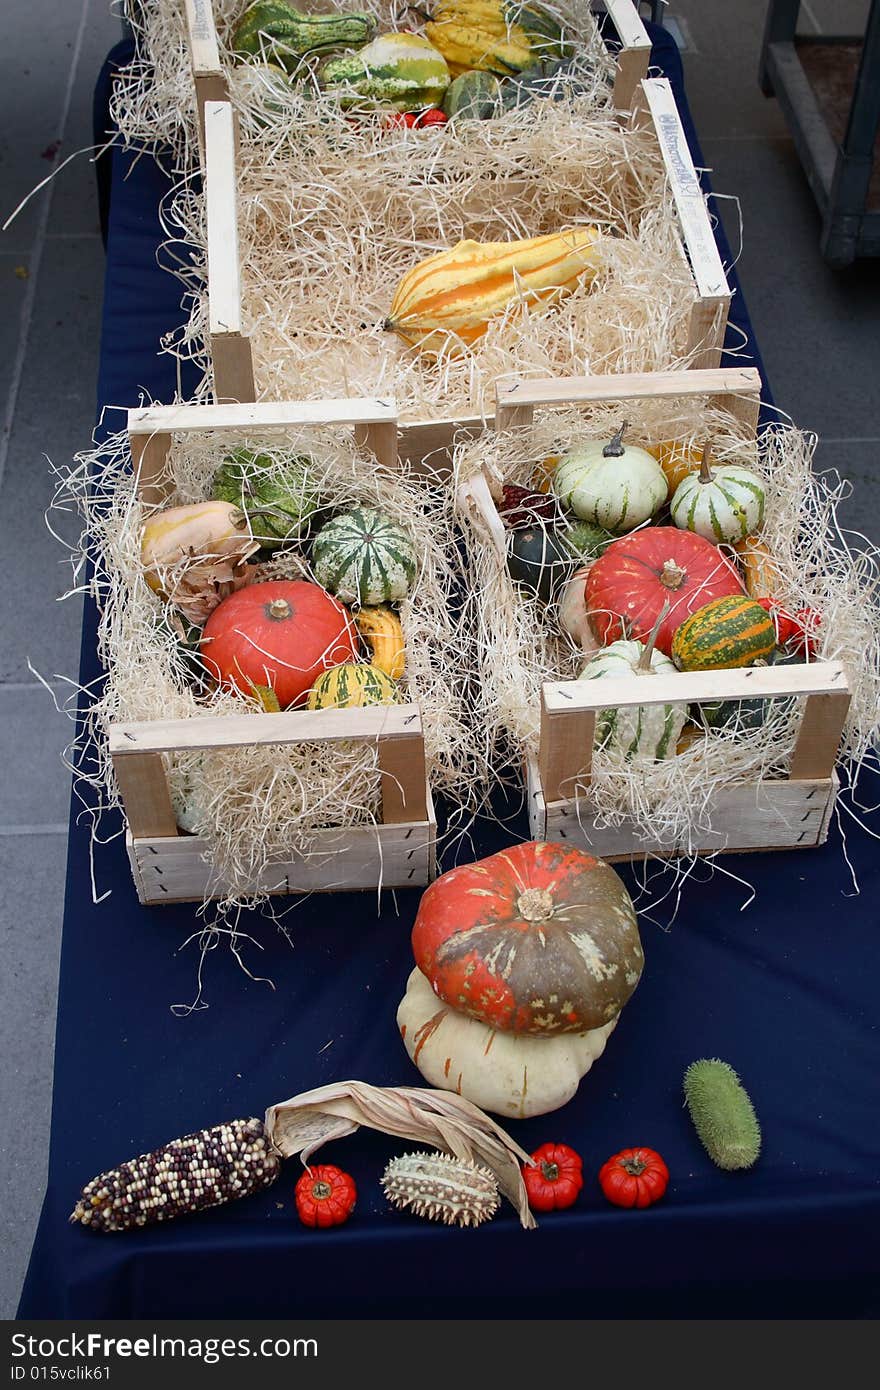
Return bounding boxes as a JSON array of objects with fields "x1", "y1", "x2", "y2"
[{"x1": 397, "y1": 968, "x2": 617, "y2": 1118}]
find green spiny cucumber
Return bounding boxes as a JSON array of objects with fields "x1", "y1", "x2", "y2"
[{"x1": 683, "y1": 1058, "x2": 761, "y2": 1171}]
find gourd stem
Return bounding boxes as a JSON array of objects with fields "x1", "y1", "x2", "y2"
[
  {"x1": 266, "y1": 599, "x2": 292, "y2": 621},
  {"x1": 602, "y1": 421, "x2": 630, "y2": 458},
  {"x1": 636, "y1": 600, "x2": 671, "y2": 673},
  {"x1": 698, "y1": 439, "x2": 715, "y2": 484},
  {"x1": 516, "y1": 888, "x2": 555, "y2": 922},
  {"x1": 618, "y1": 1156, "x2": 647, "y2": 1176},
  {"x1": 312, "y1": 1181, "x2": 332, "y2": 1200},
  {"x1": 659, "y1": 558, "x2": 687, "y2": 591},
  {"x1": 540, "y1": 1162, "x2": 560, "y2": 1182}
]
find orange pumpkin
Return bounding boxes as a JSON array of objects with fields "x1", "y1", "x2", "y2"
[
  {"x1": 649, "y1": 440, "x2": 702, "y2": 495},
  {"x1": 200, "y1": 580, "x2": 358, "y2": 710}
]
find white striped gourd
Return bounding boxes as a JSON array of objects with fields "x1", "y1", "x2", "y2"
[
  {"x1": 312, "y1": 507, "x2": 416, "y2": 604},
  {"x1": 577, "y1": 608, "x2": 686, "y2": 759},
  {"x1": 551, "y1": 423, "x2": 668, "y2": 533},
  {"x1": 670, "y1": 442, "x2": 765, "y2": 544}
]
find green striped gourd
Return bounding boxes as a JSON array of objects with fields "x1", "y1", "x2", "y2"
[
  {"x1": 312, "y1": 507, "x2": 417, "y2": 604},
  {"x1": 552, "y1": 423, "x2": 668, "y2": 534},
  {"x1": 670, "y1": 442, "x2": 765, "y2": 544},
  {"x1": 672, "y1": 595, "x2": 776, "y2": 672},
  {"x1": 231, "y1": 3, "x2": 377, "y2": 72},
  {"x1": 319, "y1": 33, "x2": 451, "y2": 112},
  {"x1": 306, "y1": 661, "x2": 399, "y2": 709},
  {"x1": 442, "y1": 70, "x2": 503, "y2": 119},
  {"x1": 578, "y1": 608, "x2": 686, "y2": 759}
]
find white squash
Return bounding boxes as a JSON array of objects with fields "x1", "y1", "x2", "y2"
[
  {"x1": 670, "y1": 442, "x2": 765, "y2": 544},
  {"x1": 577, "y1": 603, "x2": 687, "y2": 758},
  {"x1": 556, "y1": 565, "x2": 600, "y2": 650},
  {"x1": 552, "y1": 422, "x2": 668, "y2": 533},
  {"x1": 397, "y1": 967, "x2": 617, "y2": 1118}
]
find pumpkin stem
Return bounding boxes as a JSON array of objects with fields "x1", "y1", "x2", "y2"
[
  {"x1": 516, "y1": 888, "x2": 555, "y2": 923},
  {"x1": 636, "y1": 601, "x2": 671, "y2": 673},
  {"x1": 312, "y1": 1180, "x2": 333, "y2": 1200},
  {"x1": 266, "y1": 598, "x2": 292, "y2": 621},
  {"x1": 698, "y1": 439, "x2": 715, "y2": 483},
  {"x1": 618, "y1": 1154, "x2": 648, "y2": 1177},
  {"x1": 659, "y1": 558, "x2": 687, "y2": 591},
  {"x1": 602, "y1": 421, "x2": 630, "y2": 458},
  {"x1": 540, "y1": 1161, "x2": 560, "y2": 1182}
]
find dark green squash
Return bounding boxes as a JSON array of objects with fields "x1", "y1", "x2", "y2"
[
  {"x1": 507, "y1": 525, "x2": 573, "y2": 603},
  {"x1": 697, "y1": 649, "x2": 800, "y2": 732},
  {"x1": 560, "y1": 519, "x2": 615, "y2": 563},
  {"x1": 442, "y1": 71, "x2": 504, "y2": 120}
]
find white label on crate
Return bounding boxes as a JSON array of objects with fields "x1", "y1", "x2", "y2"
[
  {"x1": 646, "y1": 81, "x2": 728, "y2": 299},
  {"x1": 185, "y1": 0, "x2": 222, "y2": 67}
]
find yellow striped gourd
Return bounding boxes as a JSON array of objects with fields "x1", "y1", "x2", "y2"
[
  {"x1": 384, "y1": 228, "x2": 602, "y2": 355},
  {"x1": 306, "y1": 662, "x2": 399, "y2": 709},
  {"x1": 671, "y1": 595, "x2": 776, "y2": 672}
]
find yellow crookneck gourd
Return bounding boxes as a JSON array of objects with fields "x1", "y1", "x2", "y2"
[
  {"x1": 425, "y1": 0, "x2": 570, "y2": 79},
  {"x1": 384, "y1": 228, "x2": 603, "y2": 356},
  {"x1": 355, "y1": 605, "x2": 406, "y2": 679}
]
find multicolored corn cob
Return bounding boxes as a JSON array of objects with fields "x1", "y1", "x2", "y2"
[{"x1": 70, "y1": 1118, "x2": 281, "y2": 1233}]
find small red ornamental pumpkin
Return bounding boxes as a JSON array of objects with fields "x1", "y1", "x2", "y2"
[
  {"x1": 585, "y1": 526, "x2": 744, "y2": 656},
  {"x1": 598, "y1": 1147, "x2": 669, "y2": 1209},
  {"x1": 294, "y1": 1164, "x2": 357, "y2": 1228},
  {"x1": 523, "y1": 1143, "x2": 584, "y2": 1211},
  {"x1": 411, "y1": 840, "x2": 643, "y2": 1036},
  {"x1": 200, "y1": 579, "x2": 358, "y2": 709}
]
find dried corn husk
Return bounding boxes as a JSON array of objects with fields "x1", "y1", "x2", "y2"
[{"x1": 265, "y1": 1080, "x2": 537, "y2": 1229}]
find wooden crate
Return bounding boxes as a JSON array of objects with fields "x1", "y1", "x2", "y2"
[
  {"x1": 113, "y1": 395, "x2": 435, "y2": 905},
  {"x1": 182, "y1": 0, "x2": 653, "y2": 131},
  {"x1": 461, "y1": 367, "x2": 852, "y2": 860},
  {"x1": 203, "y1": 75, "x2": 732, "y2": 468}
]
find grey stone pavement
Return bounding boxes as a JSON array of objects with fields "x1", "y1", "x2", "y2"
[{"x1": 1, "y1": 0, "x2": 878, "y2": 1317}]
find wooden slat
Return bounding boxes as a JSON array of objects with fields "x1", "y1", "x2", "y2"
[
  {"x1": 128, "y1": 805, "x2": 437, "y2": 903},
  {"x1": 637, "y1": 78, "x2": 730, "y2": 303},
  {"x1": 789, "y1": 691, "x2": 851, "y2": 781},
  {"x1": 129, "y1": 430, "x2": 173, "y2": 507},
  {"x1": 355, "y1": 419, "x2": 398, "y2": 471},
  {"x1": 210, "y1": 330, "x2": 256, "y2": 405},
  {"x1": 542, "y1": 661, "x2": 849, "y2": 713},
  {"x1": 129, "y1": 397, "x2": 398, "y2": 437},
  {"x1": 539, "y1": 705, "x2": 596, "y2": 803},
  {"x1": 456, "y1": 472, "x2": 507, "y2": 561},
  {"x1": 183, "y1": 0, "x2": 223, "y2": 76},
  {"x1": 605, "y1": 0, "x2": 652, "y2": 112},
  {"x1": 495, "y1": 368, "x2": 761, "y2": 412},
  {"x1": 379, "y1": 744, "x2": 429, "y2": 824},
  {"x1": 109, "y1": 703, "x2": 423, "y2": 756},
  {"x1": 111, "y1": 752, "x2": 178, "y2": 840},
  {"x1": 396, "y1": 415, "x2": 487, "y2": 478},
  {"x1": 183, "y1": 1, "x2": 227, "y2": 153},
  {"x1": 204, "y1": 102, "x2": 243, "y2": 338},
  {"x1": 528, "y1": 758, "x2": 839, "y2": 858}
]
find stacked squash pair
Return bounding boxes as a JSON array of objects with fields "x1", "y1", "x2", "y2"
[
  {"x1": 140, "y1": 449, "x2": 416, "y2": 722},
  {"x1": 397, "y1": 839, "x2": 645, "y2": 1118}
]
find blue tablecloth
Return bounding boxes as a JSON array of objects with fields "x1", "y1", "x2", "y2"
[{"x1": 17, "y1": 29, "x2": 879, "y2": 1319}]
